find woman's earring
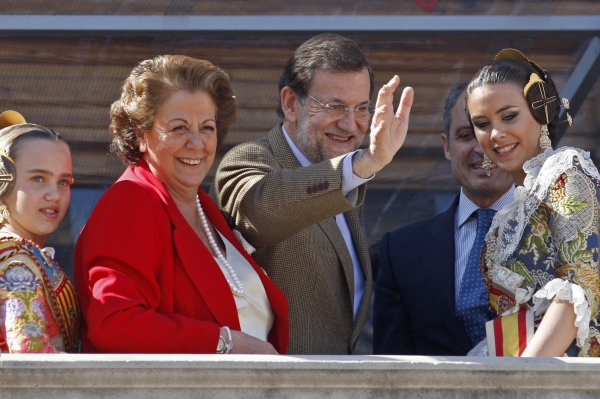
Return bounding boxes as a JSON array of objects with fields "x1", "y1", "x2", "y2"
[
  {"x1": 139, "y1": 143, "x2": 147, "y2": 153},
  {"x1": 539, "y1": 124, "x2": 552, "y2": 149},
  {"x1": 0, "y1": 202, "x2": 10, "y2": 223},
  {"x1": 482, "y1": 154, "x2": 496, "y2": 177}
]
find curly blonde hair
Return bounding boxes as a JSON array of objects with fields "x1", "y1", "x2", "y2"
[{"x1": 109, "y1": 55, "x2": 237, "y2": 165}]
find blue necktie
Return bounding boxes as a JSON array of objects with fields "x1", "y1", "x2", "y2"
[{"x1": 457, "y1": 208, "x2": 496, "y2": 346}]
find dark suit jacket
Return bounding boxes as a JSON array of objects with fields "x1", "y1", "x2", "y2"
[
  {"x1": 212, "y1": 124, "x2": 372, "y2": 354},
  {"x1": 373, "y1": 196, "x2": 473, "y2": 355},
  {"x1": 75, "y1": 160, "x2": 289, "y2": 353}
]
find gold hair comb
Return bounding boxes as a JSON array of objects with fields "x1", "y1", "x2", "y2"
[{"x1": 0, "y1": 110, "x2": 26, "y2": 130}]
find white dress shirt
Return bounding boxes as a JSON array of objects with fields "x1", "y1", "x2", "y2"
[
  {"x1": 282, "y1": 126, "x2": 372, "y2": 318},
  {"x1": 454, "y1": 186, "x2": 516, "y2": 308}
]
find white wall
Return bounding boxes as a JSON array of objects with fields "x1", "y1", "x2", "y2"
[{"x1": 2, "y1": 354, "x2": 600, "y2": 398}]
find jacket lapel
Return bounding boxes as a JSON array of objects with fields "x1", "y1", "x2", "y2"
[
  {"x1": 317, "y1": 217, "x2": 355, "y2": 303},
  {"x1": 420, "y1": 196, "x2": 472, "y2": 352},
  {"x1": 132, "y1": 162, "x2": 240, "y2": 330},
  {"x1": 199, "y1": 190, "x2": 290, "y2": 352},
  {"x1": 344, "y1": 206, "x2": 372, "y2": 347},
  {"x1": 268, "y1": 124, "x2": 302, "y2": 169}
]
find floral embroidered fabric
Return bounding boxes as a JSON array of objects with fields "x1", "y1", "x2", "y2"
[
  {"x1": 483, "y1": 147, "x2": 600, "y2": 356},
  {"x1": 0, "y1": 235, "x2": 80, "y2": 353}
]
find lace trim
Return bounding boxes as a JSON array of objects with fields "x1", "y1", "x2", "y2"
[
  {"x1": 532, "y1": 278, "x2": 591, "y2": 347},
  {"x1": 484, "y1": 147, "x2": 600, "y2": 273}
]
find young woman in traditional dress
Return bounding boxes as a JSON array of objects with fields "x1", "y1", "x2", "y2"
[{"x1": 466, "y1": 49, "x2": 600, "y2": 357}]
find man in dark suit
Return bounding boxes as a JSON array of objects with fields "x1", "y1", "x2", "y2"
[{"x1": 373, "y1": 82, "x2": 515, "y2": 355}]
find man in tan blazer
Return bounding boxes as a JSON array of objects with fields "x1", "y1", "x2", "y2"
[{"x1": 212, "y1": 33, "x2": 413, "y2": 354}]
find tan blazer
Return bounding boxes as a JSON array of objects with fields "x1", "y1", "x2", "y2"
[{"x1": 211, "y1": 124, "x2": 372, "y2": 354}]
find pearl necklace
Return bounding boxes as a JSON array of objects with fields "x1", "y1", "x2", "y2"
[{"x1": 196, "y1": 195, "x2": 245, "y2": 296}]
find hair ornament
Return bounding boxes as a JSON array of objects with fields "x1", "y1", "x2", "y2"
[
  {"x1": 0, "y1": 148, "x2": 14, "y2": 165},
  {"x1": 524, "y1": 73, "x2": 543, "y2": 97},
  {"x1": 0, "y1": 148, "x2": 14, "y2": 183},
  {"x1": 494, "y1": 48, "x2": 545, "y2": 79},
  {"x1": 0, "y1": 173, "x2": 13, "y2": 183},
  {"x1": 0, "y1": 110, "x2": 26, "y2": 130},
  {"x1": 539, "y1": 125, "x2": 552, "y2": 149},
  {"x1": 560, "y1": 112, "x2": 573, "y2": 127},
  {"x1": 531, "y1": 81, "x2": 557, "y2": 125},
  {"x1": 562, "y1": 97, "x2": 570, "y2": 109}
]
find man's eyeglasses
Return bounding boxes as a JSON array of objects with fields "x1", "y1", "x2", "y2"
[{"x1": 306, "y1": 95, "x2": 374, "y2": 121}]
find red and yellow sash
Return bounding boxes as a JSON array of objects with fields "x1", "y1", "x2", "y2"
[{"x1": 486, "y1": 306, "x2": 534, "y2": 356}]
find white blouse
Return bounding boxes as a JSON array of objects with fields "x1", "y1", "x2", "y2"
[{"x1": 213, "y1": 230, "x2": 274, "y2": 341}]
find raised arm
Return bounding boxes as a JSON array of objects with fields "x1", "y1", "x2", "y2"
[
  {"x1": 213, "y1": 139, "x2": 360, "y2": 248},
  {"x1": 352, "y1": 75, "x2": 414, "y2": 178},
  {"x1": 213, "y1": 76, "x2": 413, "y2": 248}
]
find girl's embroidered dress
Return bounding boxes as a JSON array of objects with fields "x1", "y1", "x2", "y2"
[
  {"x1": 481, "y1": 147, "x2": 600, "y2": 357},
  {"x1": 0, "y1": 233, "x2": 80, "y2": 353}
]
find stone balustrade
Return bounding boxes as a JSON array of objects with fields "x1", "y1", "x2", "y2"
[{"x1": 2, "y1": 354, "x2": 600, "y2": 398}]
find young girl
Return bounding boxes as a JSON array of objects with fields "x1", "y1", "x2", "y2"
[{"x1": 0, "y1": 122, "x2": 80, "y2": 353}]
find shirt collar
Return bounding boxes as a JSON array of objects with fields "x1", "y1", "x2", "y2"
[
  {"x1": 282, "y1": 125, "x2": 312, "y2": 167},
  {"x1": 456, "y1": 185, "x2": 516, "y2": 228}
]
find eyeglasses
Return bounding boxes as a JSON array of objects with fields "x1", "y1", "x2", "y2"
[{"x1": 306, "y1": 95, "x2": 374, "y2": 121}]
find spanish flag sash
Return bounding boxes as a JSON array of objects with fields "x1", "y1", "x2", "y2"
[{"x1": 486, "y1": 306, "x2": 534, "y2": 356}]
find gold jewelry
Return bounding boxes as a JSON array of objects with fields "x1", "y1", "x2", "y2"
[
  {"x1": 539, "y1": 124, "x2": 552, "y2": 149},
  {"x1": 494, "y1": 48, "x2": 558, "y2": 126},
  {"x1": 524, "y1": 73, "x2": 543, "y2": 97},
  {"x1": 0, "y1": 202, "x2": 10, "y2": 223},
  {"x1": 0, "y1": 174, "x2": 13, "y2": 183},
  {"x1": 0, "y1": 110, "x2": 26, "y2": 130},
  {"x1": 566, "y1": 113, "x2": 572, "y2": 126},
  {"x1": 482, "y1": 154, "x2": 496, "y2": 177},
  {"x1": 494, "y1": 48, "x2": 545, "y2": 79},
  {"x1": 531, "y1": 81, "x2": 557, "y2": 125},
  {"x1": 557, "y1": 113, "x2": 573, "y2": 127},
  {"x1": 0, "y1": 148, "x2": 14, "y2": 165}
]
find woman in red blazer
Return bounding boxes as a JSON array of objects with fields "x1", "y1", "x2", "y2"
[{"x1": 75, "y1": 55, "x2": 289, "y2": 354}]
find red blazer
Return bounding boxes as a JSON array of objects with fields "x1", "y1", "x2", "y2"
[{"x1": 74, "y1": 160, "x2": 289, "y2": 353}]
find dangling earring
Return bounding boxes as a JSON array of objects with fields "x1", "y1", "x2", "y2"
[
  {"x1": 0, "y1": 202, "x2": 10, "y2": 223},
  {"x1": 539, "y1": 124, "x2": 552, "y2": 149},
  {"x1": 482, "y1": 154, "x2": 496, "y2": 177}
]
